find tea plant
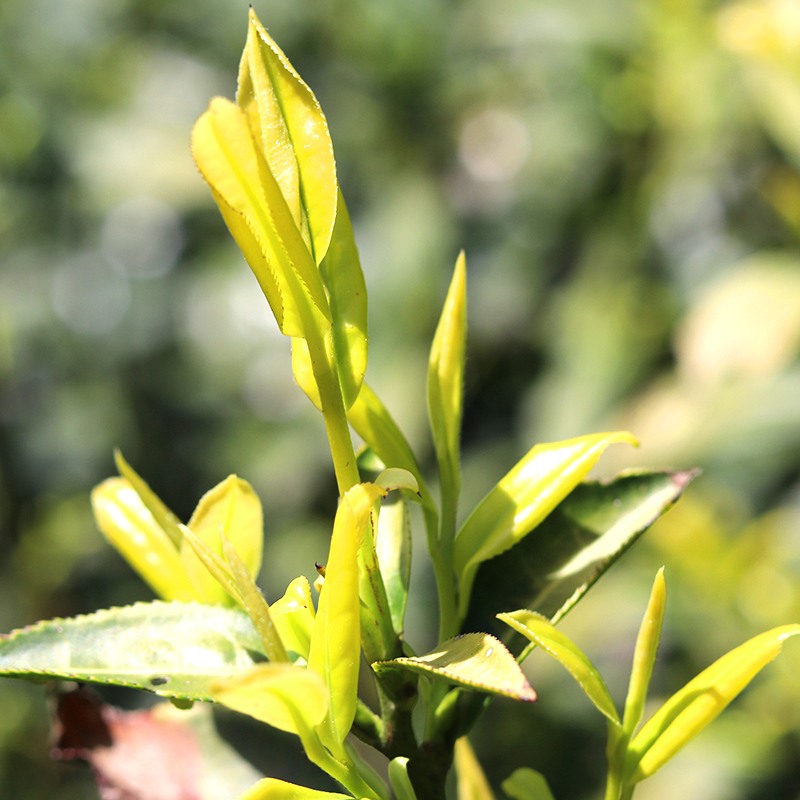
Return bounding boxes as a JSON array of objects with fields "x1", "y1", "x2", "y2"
[{"x1": 1, "y1": 10, "x2": 797, "y2": 800}]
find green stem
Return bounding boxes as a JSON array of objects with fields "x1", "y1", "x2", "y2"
[
  {"x1": 305, "y1": 325, "x2": 360, "y2": 495},
  {"x1": 604, "y1": 722, "x2": 629, "y2": 800}
]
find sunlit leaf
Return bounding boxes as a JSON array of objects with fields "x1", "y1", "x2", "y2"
[
  {"x1": 454, "y1": 737, "x2": 497, "y2": 800},
  {"x1": 465, "y1": 470, "x2": 695, "y2": 635},
  {"x1": 375, "y1": 499, "x2": 412, "y2": 634},
  {"x1": 91, "y1": 478, "x2": 196, "y2": 603},
  {"x1": 0, "y1": 602, "x2": 264, "y2": 701},
  {"x1": 191, "y1": 96, "x2": 331, "y2": 339},
  {"x1": 428, "y1": 251, "x2": 467, "y2": 522},
  {"x1": 235, "y1": 778, "x2": 352, "y2": 800},
  {"x1": 221, "y1": 534, "x2": 288, "y2": 663},
  {"x1": 625, "y1": 624, "x2": 800, "y2": 782},
  {"x1": 375, "y1": 633, "x2": 536, "y2": 702},
  {"x1": 501, "y1": 768, "x2": 555, "y2": 800},
  {"x1": 211, "y1": 663, "x2": 328, "y2": 735},
  {"x1": 499, "y1": 610, "x2": 618, "y2": 724},
  {"x1": 309, "y1": 483, "x2": 385, "y2": 746},
  {"x1": 292, "y1": 190, "x2": 368, "y2": 411},
  {"x1": 181, "y1": 475, "x2": 264, "y2": 606},
  {"x1": 623, "y1": 568, "x2": 667, "y2": 736},
  {"x1": 271, "y1": 577, "x2": 316, "y2": 663},
  {"x1": 237, "y1": 8, "x2": 337, "y2": 265},
  {"x1": 454, "y1": 432, "x2": 639, "y2": 620}
]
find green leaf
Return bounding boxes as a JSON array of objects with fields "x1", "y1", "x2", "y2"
[
  {"x1": 454, "y1": 432, "x2": 639, "y2": 621},
  {"x1": 625, "y1": 624, "x2": 800, "y2": 783},
  {"x1": 221, "y1": 534, "x2": 289, "y2": 663},
  {"x1": 309, "y1": 483, "x2": 384, "y2": 747},
  {"x1": 374, "y1": 633, "x2": 536, "y2": 702},
  {"x1": 210, "y1": 663, "x2": 328, "y2": 735},
  {"x1": 235, "y1": 778, "x2": 352, "y2": 800},
  {"x1": 465, "y1": 470, "x2": 695, "y2": 635},
  {"x1": 375, "y1": 498, "x2": 412, "y2": 635},
  {"x1": 501, "y1": 768, "x2": 556, "y2": 800},
  {"x1": 191, "y1": 96, "x2": 331, "y2": 339},
  {"x1": 91, "y1": 477, "x2": 197, "y2": 603},
  {"x1": 388, "y1": 757, "x2": 419, "y2": 800},
  {"x1": 0, "y1": 602, "x2": 265, "y2": 701},
  {"x1": 623, "y1": 568, "x2": 667, "y2": 736},
  {"x1": 454, "y1": 737, "x2": 497, "y2": 800},
  {"x1": 428, "y1": 251, "x2": 467, "y2": 519},
  {"x1": 182, "y1": 475, "x2": 264, "y2": 606},
  {"x1": 292, "y1": 190, "x2": 368, "y2": 411},
  {"x1": 271, "y1": 577, "x2": 316, "y2": 663},
  {"x1": 499, "y1": 610, "x2": 619, "y2": 725},
  {"x1": 237, "y1": 8, "x2": 337, "y2": 266}
]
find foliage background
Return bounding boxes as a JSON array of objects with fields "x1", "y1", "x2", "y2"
[{"x1": 2, "y1": 0, "x2": 800, "y2": 797}]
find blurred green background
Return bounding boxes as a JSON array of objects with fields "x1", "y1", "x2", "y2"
[{"x1": 2, "y1": 0, "x2": 800, "y2": 797}]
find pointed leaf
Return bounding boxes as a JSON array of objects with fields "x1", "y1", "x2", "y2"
[
  {"x1": 626, "y1": 624, "x2": 800, "y2": 782},
  {"x1": 454, "y1": 432, "x2": 639, "y2": 619},
  {"x1": 428, "y1": 251, "x2": 467, "y2": 512},
  {"x1": 271, "y1": 577, "x2": 316, "y2": 663},
  {"x1": 191, "y1": 96, "x2": 331, "y2": 338},
  {"x1": 238, "y1": 9, "x2": 337, "y2": 265},
  {"x1": 455, "y1": 737, "x2": 498, "y2": 800},
  {"x1": 374, "y1": 633, "x2": 536, "y2": 702},
  {"x1": 221, "y1": 534, "x2": 288, "y2": 663},
  {"x1": 181, "y1": 475, "x2": 263, "y2": 606},
  {"x1": 211, "y1": 663, "x2": 328, "y2": 735},
  {"x1": 375, "y1": 499, "x2": 412, "y2": 634},
  {"x1": 114, "y1": 450, "x2": 184, "y2": 547},
  {"x1": 91, "y1": 478, "x2": 197, "y2": 603},
  {"x1": 501, "y1": 768, "x2": 555, "y2": 800},
  {"x1": 309, "y1": 483, "x2": 385, "y2": 746},
  {"x1": 623, "y1": 568, "x2": 667, "y2": 736},
  {"x1": 236, "y1": 778, "x2": 352, "y2": 800},
  {"x1": 292, "y1": 190, "x2": 368, "y2": 411},
  {"x1": 0, "y1": 602, "x2": 265, "y2": 701},
  {"x1": 465, "y1": 470, "x2": 695, "y2": 636},
  {"x1": 499, "y1": 610, "x2": 618, "y2": 724}
]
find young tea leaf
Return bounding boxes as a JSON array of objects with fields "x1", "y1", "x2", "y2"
[
  {"x1": 499, "y1": 610, "x2": 619, "y2": 725},
  {"x1": 237, "y1": 8, "x2": 337, "y2": 265},
  {"x1": 375, "y1": 498, "x2": 412, "y2": 635},
  {"x1": 91, "y1": 478, "x2": 196, "y2": 603},
  {"x1": 309, "y1": 483, "x2": 385, "y2": 747},
  {"x1": 271, "y1": 577, "x2": 316, "y2": 663},
  {"x1": 454, "y1": 737, "x2": 498, "y2": 800},
  {"x1": 428, "y1": 251, "x2": 467, "y2": 524},
  {"x1": 374, "y1": 633, "x2": 536, "y2": 702},
  {"x1": 389, "y1": 757, "x2": 419, "y2": 800},
  {"x1": 182, "y1": 475, "x2": 264, "y2": 606},
  {"x1": 623, "y1": 568, "x2": 667, "y2": 736},
  {"x1": 625, "y1": 624, "x2": 800, "y2": 783}
]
